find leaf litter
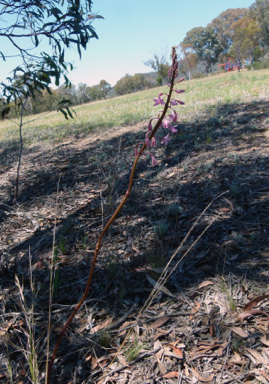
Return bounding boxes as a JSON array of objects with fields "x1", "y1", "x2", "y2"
[{"x1": 0, "y1": 98, "x2": 269, "y2": 382}]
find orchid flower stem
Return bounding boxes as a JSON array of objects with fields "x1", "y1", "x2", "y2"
[{"x1": 46, "y1": 48, "x2": 177, "y2": 384}]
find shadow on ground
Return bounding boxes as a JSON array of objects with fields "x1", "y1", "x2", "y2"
[{"x1": 0, "y1": 98, "x2": 269, "y2": 382}]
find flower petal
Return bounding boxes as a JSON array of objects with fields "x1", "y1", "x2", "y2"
[
  {"x1": 169, "y1": 110, "x2": 178, "y2": 122},
  {"x1": 161, "y1": 135, "x2": 171, "y2": 145},
  {"x1": 150, "y1": 154, "x2": 158, "y2": 166},
  {"x1": 151, "y1": 137, "x2": 157, "y2": 147},
  {"x1": 169, "y1": 125, "x2": 177, "y2": 133},
  {"x1": 162, "y1": 118, "x2": 171, "y2": 129},
  {"x1": 145, "y1": 136, "x2": 150, "y2": 147}
]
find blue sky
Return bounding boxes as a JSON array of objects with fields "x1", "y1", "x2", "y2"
[{"x1": 0, "y1": 0, "x2": 255, "y2": 87}]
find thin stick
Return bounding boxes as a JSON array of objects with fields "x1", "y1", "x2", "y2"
[
  {"x1": 14, "y1": 95, "x2": 29, "y2": 201},
  {"x1": 46, "y1": 176, "x2": 61, "y2": 380}
]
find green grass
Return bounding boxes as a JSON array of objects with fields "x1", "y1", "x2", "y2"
[{"x1": 1, "y1": 69, "x2": 269, "y2": 150}]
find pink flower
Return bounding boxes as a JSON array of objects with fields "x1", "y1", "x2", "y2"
[
  {"x1": 169, "y1": 110, "x2": 178, "y2": 123},
  {"x1": 151, "y1": 137, "x2": 157, "y2": 147},
  {"x1": 161, "y1": 135, "x2": 171, "y2": 145},
  {"x1": 134, "y1": 146, "x2": 139, "y2": 156},
  {"x1": 170, "y1": 99, "x2": 184, "y2": 106},
  {"x1": 148, "y1": 119, "x2": 153, "y2": 132},
  {"x1": 174, "y1": 89, "x2": 185, "y2": 94},
  {"x1": 162, "y1": 118, "x2": 171, "y2": 129},
  {"x1": 145, "y1": 135, "x2": 150, "y2": 148},
  {"x1": 177, "y1": 77, "x2": 184, "y2": 83},
  {"x1": 154, "y1": 94, "x2": 165, "y2": 106},
  {"x1": 169, "y1": 125, "x2": 177, "y2": 133},
  {"x1": 150, "y1": 154, "x2": 158, "y2": 166}
]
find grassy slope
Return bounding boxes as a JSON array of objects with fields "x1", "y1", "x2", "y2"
[{"x1": 0, "y1": 69, "x2": 269, "y2": 149}]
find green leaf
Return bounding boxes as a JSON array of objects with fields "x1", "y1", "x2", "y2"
[
  {"x1": 34, "y1": 35, "x2": 39, "y2": 47},
  {"x1": 88, "y1": 14, "x2": 104, "y2": 20},
  {"x1": 58, "y1": 98, "x2": 71, "y2": 105},
  {"x1": 0, "y1": 51, "x2": 5, "y2": 61},
  {"x1": 1, "y1": 106, "x2": 10, "y2": 119},
  {"x1": 57, "y1": 107, "x2": 68, "y2": 119}
]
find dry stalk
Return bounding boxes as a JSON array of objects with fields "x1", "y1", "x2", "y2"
[
  {"x1": 46, "y1": 47, "x2": 179, "y2": 383},
  {"x1": 46, "y1": 176, "x2": 61, "y2": 380}
]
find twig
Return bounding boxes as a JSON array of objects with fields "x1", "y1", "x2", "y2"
[
  {"x1": 218, "y1": 331, "x2": 232, "y2": 383},
  {"x1": 106, "y1": 304, "x2": 137, "y2": 331}
]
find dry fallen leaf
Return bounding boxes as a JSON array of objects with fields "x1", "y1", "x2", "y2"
[
  {"x1": 147, "y1": 316, "x2": 170, "y2": 330},
  {"x1": 245, "y1": 348, "x2": 263, "y2": 364},
  {"x1": 190, "y1": 301, "x2": 200, "y2": 320},
  {"x1": 146, "y1": 274, "x2": 175, "y2": 297},
  {"x1": 162, "y1": 371, "x2": 179, "y2": 378},
  {"x1": 166, "y1": 344, "x2": 184, "y2": 358},
  {"x1": 260, "y1": 370, "x2": 269, "y2": 381},
  {"x1": 237, "y1": 309, "x2": 269, "y2": 322},
  {"x1": 260, "y1": 335, "x2": 269, "y2": 346},
  {"x1": 228, "y1": 351, "x2": 243, "y2": 365},
  {"x1": 156, "y1": 355, "x2": 167, "y2": 375},
  {"x1": 117, "y1": 354, "x2": 129, "y2": 367},
  {"x1": 132, "y1": 244, "x2": 140, "y2": 253},
  {"x1": 91, "y1": 317, "x2": 113, "y2": 334},
  {"x1": 230, "y1": 326, "x2": 249, "y2": 338},
  {"x1": 191, "y1": 365, "x2": 215, "y2": 382},
  {"x1": 243, "y1": 294, "x2": 269, "y2": 312},
  {"x1": 199, "y1": 281, "x2": 214, "y2": 289}
]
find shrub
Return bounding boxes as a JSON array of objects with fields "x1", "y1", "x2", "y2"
[{"x1": 192, "y1": 71, "x2": 204, "y2": 79}]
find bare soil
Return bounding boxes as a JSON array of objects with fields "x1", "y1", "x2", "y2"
[{"x1": 0, "y1": 98, "x2": 269, "y2": 383}]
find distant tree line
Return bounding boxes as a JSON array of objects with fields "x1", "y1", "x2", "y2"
[
  {"x1": 114, "y1": 73, "x2": 156, "y2": 95},
  {"x1": 3, "y1": 79, "x2": 112, "y2": 118},
  {"x1": 176, "y1": 1, "x2": 269, "y2": 79},
  {"x1": 3, "y1": 73, "x2": 159, "y2": 118}
]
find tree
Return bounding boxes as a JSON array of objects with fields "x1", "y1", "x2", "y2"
[
  {"x1": 77, "y1": 83, "x2": 92, "y2": 103},
  {"x1": 114, "y1": 74, "x2": 134, "y2": 95},
  {"x1": 183, "y1": 26, "x2": 223, "y2": 74},
  {"x1": 0, "y1": 0, "x2": 103, "y2": 117},
  {"x1": 177, "y1": 43, "x2": 197, "y2": 80},
  {"x1": 98, "y1": 80, "x2": 112, "y2": 99},
  {"x1": 132, "y1": 74, "x2": 153, "y2": 91},
  {"x1": 250, "y1": 0, "x2": 269, "y2": 47},
  {"x1": 144, "y1": 49, "x2": 170, "y2": 86},
  {"x1": 27, "y1": 88, "x2": 58, "y2": 115},
  {"x1": 229, "y1": 20, "x2": 261, "y2": 65},
  {"x1": 209, "y1": 8, "x2": 248, "y2": 55}
]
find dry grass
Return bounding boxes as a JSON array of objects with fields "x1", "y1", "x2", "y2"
[{"x1": 0, "y1": 69, "x2": 268, "y2": 151}]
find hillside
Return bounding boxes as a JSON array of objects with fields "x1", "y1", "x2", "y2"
[{"x1": 0, "y1": 69, "x2": 269, "y2": 383}]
